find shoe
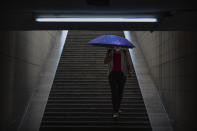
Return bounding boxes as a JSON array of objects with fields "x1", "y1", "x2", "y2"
[
  {"x1": 113, "y1": 112, "x2": 119, "y2": 118},
  {"x1": 118, "y1": 110, "x2": 122, "y2": 113}
]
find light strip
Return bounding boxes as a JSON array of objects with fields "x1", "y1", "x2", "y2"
[{"x1": 36, "y1": 17, "x2": 158, "y2": 22}]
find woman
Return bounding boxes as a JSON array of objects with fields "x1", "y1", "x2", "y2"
[{"x1": 104, "y1": 45, "x2": 132, "y2": 118}]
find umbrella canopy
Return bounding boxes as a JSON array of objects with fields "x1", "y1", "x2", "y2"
[{"x1": 88, "y1": 35, "x2": 135, "y2": 48}]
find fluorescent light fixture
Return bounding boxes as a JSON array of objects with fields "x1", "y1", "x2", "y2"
[{"x1": 35, "y1": 17, "x2": 158, "y2": 22}]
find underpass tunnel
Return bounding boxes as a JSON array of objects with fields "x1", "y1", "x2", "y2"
[
  {"x1": 0, "y1": 30, "x2": 196, "y2": 131},
  {"x1": 1, "y1": 2, "x2": 197, "y2": 131}
]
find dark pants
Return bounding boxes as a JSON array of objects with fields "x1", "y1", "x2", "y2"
[{"x1": 108, "y1": 71, "x2": 126, "y2": 112}]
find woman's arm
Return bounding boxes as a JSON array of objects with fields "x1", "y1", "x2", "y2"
[{"x1": 104, "y1": 49, "x2": 112, "y2": 64}]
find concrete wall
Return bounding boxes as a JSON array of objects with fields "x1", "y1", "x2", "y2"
[
  {"x1": 0, "y1": 31, "x2": 66, "y2": 131},
  {"x1": 132, "y1": 31, "x2": 197, "y2": 131}
]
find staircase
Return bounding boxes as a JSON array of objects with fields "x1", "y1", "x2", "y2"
[{"x1": 39, "y1": 30, "x2": 152, "y2": 131}]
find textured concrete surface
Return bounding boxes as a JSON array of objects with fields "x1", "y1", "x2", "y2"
[
  {"x1": 131, "y1": 31, "x2": 197, "y2": 131},
  {"x1": 124, "y1": 31, "x2": 174, "y2": 131},
  {"x1": 0, "y1": 31, "x2": 68, "y2": 131},
  {"x1": 18, "y1": 31, "x2": 68, "y2": 131}
]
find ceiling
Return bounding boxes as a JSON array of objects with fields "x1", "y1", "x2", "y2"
[{"x1": 1, "y1": 0, "x2": 197, "y2": 30}]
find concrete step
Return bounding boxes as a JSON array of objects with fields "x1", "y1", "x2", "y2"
[
  {"x1": 54, "y1": 76, "x2": 137, "y2": 79},
  {"x1": 52, "y1": 83, "x2": 139, "y2": 86},
  {"x1": 59, "y1": 59, "x2": 104, "y2": 62},
  {"x1": 56, "y1": 68, "x2": 108, "y2": 71},
  {"x1": 48, "y1": 97, "x2": 143, "y2": 101},
  {"x1": 58, "y1": 66, "x2": 107, "y2": 68},
  {"x1": 50, "y1": 90, "x2": 140, "y2": 94},
  {"x1": 57, "y1": 63, "x2": 106, "y2": 67},
  {"x1": 45, "y1": 104, "x2": 146, "y2": 108},
  {"x1": 54, "y1": 72, "x2": 136, "y2": 76},
  {"x1": 52, "y1": 80, "x2": 138, "y2": 84},
  {"x1": 49, "y1": 93, "x2": 142, "y2": 98},
  {"x1": 49, "y1": 92, "x2": 140, "y2": 95},
  {"x1": 64, "y1": 47, "x2": 105, "y2": 50},
  {"x1": 62, "y1": 50, "x2": 106, "y2": 53},
  {"x1": 65, "y1": 36, "x2": 110, "y2": 39},
  {"x1": 55, "y1": 69, "x2": 108, "y2": 72},
  {"x1": 50, "y1": 88, "x2": 140, "y2": 92},
  {"x1": 60, "y1": 55, "x2": 104, "y2": 57},
  {"x1": 42, "y1": 116, "x2": 149, "y2": 121},
  {"x1": 58, "y1": 63, "x2": 108, "y2": 66},
  {"x1": 54, "y1": 78, "x2": 137, "y2": 81},
  {"x1": 53, "y1": 78, "x2": 138, "y2": 82},
  {"x1": 65, "y1": 47, "x2": 102, "y2": 50},
  {"x1": 56, "y1": 67, "x2": 108, "y2": 69},
  {"x1": 62, "y1": 53, "x2": 105, "y2": 55},
  {"x1": 52, "y1": 82, "x2": 138, "y2": 86},
  {"x1": 47, "y1": 100, "x2": 144, "y2": 104},
  {"x1": 66, "y1": 34, "x2": 123, "y2": 39},
  {"x1": 61, "y1": 53, "x2": 106, "y2": 56},
  {"x1": 54, "y1": 72, "x2": 108, "y2": 75},
  {"x1": 42, "y1": 119, "x2": 149, "y2": 123},
  {"x1": 66, "y1": 31, "x2": 123, "y2": 35},
  {"x1": 41, "y1": 120, "x2": 151, "y2": 126},
  {"x1": 64, "y1": 46, "x2": 106, "y2": 50},
  {"x1": 44, "y1": 108, "x2": 147, "y2": 113},
  {"x1": 64, "y1": 44, "x2": 106, "y2": 47},
  {"x1": 59, "y1": 62, "x2": 105, "y2": 64},
  {"x1": 60, "y1": 56, "x2": 105, "y2": 58},
  {"x1": 46, "y1": 102, "x2": 145, "y2": 106},
  {"x1": 51, "y1": 86, "x2": 140, "y2": 90},
  {"x1": 43, "y1": 111, "x2": 148, "y2": 117},
  {"x1": 50, "y1": 90, "x2": 140, "y2": 93},
  {"x1": 54, "y1": 74, "x2": 110, "y2": 78},
  {"x1": 40, "y1": 125, "x2": 152, "y2": 131},
  {"x1": 56, "y1": 67, "x2": 109, "y2": 69}
]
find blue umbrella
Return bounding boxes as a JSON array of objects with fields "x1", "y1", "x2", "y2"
[{"x1": 88, "y1": 35, "x2": 135, "y2": 48}]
